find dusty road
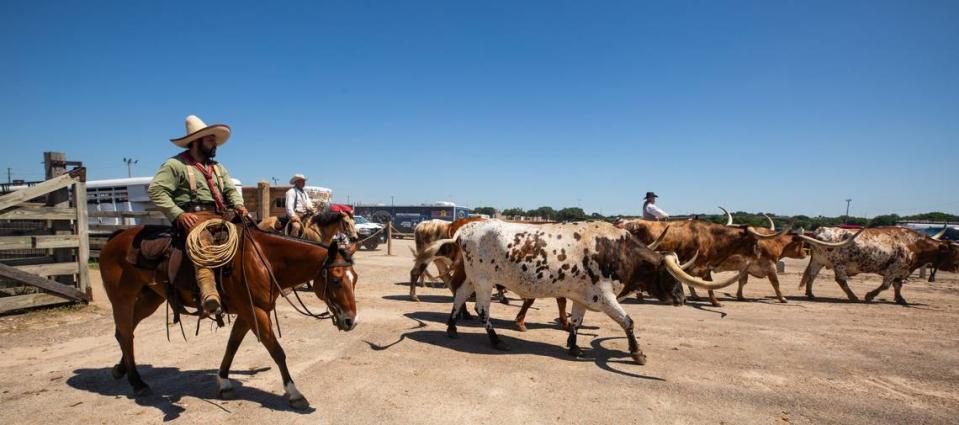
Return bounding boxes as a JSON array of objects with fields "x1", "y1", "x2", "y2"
[{"x1": 1, "y1": 238, "x2": 958, "y2": 424}]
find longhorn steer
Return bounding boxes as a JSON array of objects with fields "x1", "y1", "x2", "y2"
[
  {"x1": 425, "y1": 220, "x2": 745, "y2": 364},
  {"x1": 621, "y1": 210, "x2": 789, "y2": 306},
  {"x1": 799, "y1": 226, "x2": 956, "y2": 304}
]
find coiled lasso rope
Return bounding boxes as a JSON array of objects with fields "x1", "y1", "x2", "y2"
[{"x1": 186, "y1": 219, "x2": 240, "y2": 268}]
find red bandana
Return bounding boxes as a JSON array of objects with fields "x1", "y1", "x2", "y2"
[{"x1": 179, "y1": 151, "x2": 225, "y2": 212}]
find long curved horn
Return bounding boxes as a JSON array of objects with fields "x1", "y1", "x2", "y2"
[
  {"x1": 798, "y1": 227, "x2": 864, "y2": 248},
  {"x1": 746, "y1": 223, "x2": 792, "y2": 240},
  {"x1": 931, "y1": 225, "x2": 948, "y2": 240},
  {"x1": 680, "y1": 250, "x2": 698, "y2": 270},
  {"x1": 648, "y1": 225, "x2": 670, "y2": 250},
  {"x1": 663, "y1": 254, "x2": 745, "y2": 290},
  {"x1": 763, "y1": 214, "x2": 776, "y2": 231},
  {"x1": 719, "y1": 206, "x2": 734, "y2": 226}
]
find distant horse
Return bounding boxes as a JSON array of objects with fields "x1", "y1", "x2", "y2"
[
  {"x1": 258, "y1": 210, "x2": 358, "y2": 244},
  {"x1": 99, "y1": 217, "x2": 357, "y2": 409},
  {"x1": 258, "y1": 210, "x2": 359, "y2": 286}
]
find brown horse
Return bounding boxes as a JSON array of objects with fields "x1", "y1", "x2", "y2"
[
  {"x1": 258, "y1": 210, "x2": 360, "y2": 285},
  {"x1": 99, "y1": 219, "x2": 357, "y2": 409}
]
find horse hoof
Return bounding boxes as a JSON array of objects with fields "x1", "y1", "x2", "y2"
[
  {"x1": 288, "y1": 396, "x2": 310, "y2": 410},
  {"x1": 134, "y1": 386, "x2": 152, "y2": 397},
  {"x1": 631, "y1": 352, "x2": 647, "y2": 365},
  {"x1": 568, "y1": 346, "x2": 583, "y2": 357},
  {"x1": 219, "y1": 388, "x2": 236, "y2": 400},
  {"x1": 516, "y1": 323, "x2": 527, "y2": 332},
  {"x1": 111, "y1": 364, "x2": 126, "y2": 380}
]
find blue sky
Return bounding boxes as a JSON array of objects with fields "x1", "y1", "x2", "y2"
[{"x1": 2, "y1": 1, "x2": 957, "y2": 217}]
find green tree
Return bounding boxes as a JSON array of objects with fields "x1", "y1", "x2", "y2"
[
  {"x1": 501, "y1": 208, "x2": 525, "y2": 217},
  {"x1": 556, "y1": 207, "x2": 587, "y2": 222},
  {"x1": 527, "y1": 206, "x2": 556, "y2": 220},
  {"x1": 472, "y1": 206, "x2": 496, "y2": 216}
]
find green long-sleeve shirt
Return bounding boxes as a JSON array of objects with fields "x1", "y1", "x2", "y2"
[{"x1": 148, "y1": 152, "x2": 244, "y2": 221}]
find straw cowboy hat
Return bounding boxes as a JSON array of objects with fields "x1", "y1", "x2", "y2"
[
  {"x1": 289, "y1": 174, "x2": 307, "y2": 185},
  {"x1": 169, "y1": 115, "x2": 231, "y2": 148}
]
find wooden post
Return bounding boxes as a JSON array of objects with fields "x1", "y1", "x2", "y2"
[
  {"x1": 44, "y1": 152, "x2": 75, "y2": 288},
  {"x1": 387, "y1": 219, "x2": 393, "y2": 256},
  {"x1": 257, "y1": 180, "x2": 271, "y2": 220},
  {"x1": 74, "y1": 175, "x2": 91, "y2": 299}
]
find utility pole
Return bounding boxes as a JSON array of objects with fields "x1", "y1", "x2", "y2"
[
  {"x1": 844, "y1": 198, "x2": 852, "y2": 224},
  {"x1": 6, "y1": 167, "x2": 11, "y2": 184},
  {"x1": 122, "y1": 158, "x2": 138, "y2": 178}
]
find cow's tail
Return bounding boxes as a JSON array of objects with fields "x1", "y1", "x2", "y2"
[{"x1": 413, "y1": 237, "x2": 456, "y2": 268}]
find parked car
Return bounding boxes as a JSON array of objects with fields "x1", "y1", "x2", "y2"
[{"x1": 354, "y1": 215, "x2": 385, "y2": 250}]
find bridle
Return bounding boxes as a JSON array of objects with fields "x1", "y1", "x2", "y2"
[{"x1": 239, "y1": 217, "x2": 355, "y2": 329}]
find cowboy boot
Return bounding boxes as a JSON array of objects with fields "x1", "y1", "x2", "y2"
[{"x1": 195, "y1": 266, "x2": 222, "y2": 315}]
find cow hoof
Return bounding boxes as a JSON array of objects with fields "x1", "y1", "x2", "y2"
[
  {"x1": 288, "y1": 396, "x2": 310, "y2": 410},
  {"x1": 864, "y1": 295, "x2": 875, "y2": 303},
  {"x1": 111, "y1": 364, "x2": 127, "y2": 380},
  {"x1": 134, "y1": 385, "x2": 153, "y2": 397},
  {"x1": 410, "y1": 296, "x2": 420, "y2": 302},
  {"x1": 736, "y1": 296, "x2": 746, "y2": 301},
  {"x1": 778, "y1": 298, "x2": 787, "y2": 303},
  {"x1": 568, "y1": 346, "x2": 584, "y2": 357},
  {"x1": 560, "y1": 322, "x2": 571, "y2": 332},
  {"x1": 805, "y1": 293, "x2": 816, "y2": 300},
  {"x1": 516, "y1": 323, "x2": 527, "y2": 332},
  {"x1": 710, "y1": 301, "x2": 722, "y2": 307},
  {"x1": 447, "y1": 328, "x2": 459, "y2": 339},
  {"x1": 848, "y1": 296, "x2": 860, "y2": 303},
  {"x1": 631, "y1": 352, "x2": 647, "y2": 365},
  {"x1": 895, "y1": 297, "x2": 908, "y2": 306}
]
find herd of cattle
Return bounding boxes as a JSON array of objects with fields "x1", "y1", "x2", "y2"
[{"x1": 405, "y1": 211, "x2": 959, "y2": 365}]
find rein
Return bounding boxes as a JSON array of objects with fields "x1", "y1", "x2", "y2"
[{"x1": 240, "y1": 218, "x2": 353, "y2": 324}]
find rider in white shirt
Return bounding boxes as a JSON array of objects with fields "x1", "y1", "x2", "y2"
[
  {"x1": 286, "y1": 173, "x2": 316, "y2": 236},
  {"x1": 642, "y1": 191, "x2": 669, "y2": 221}
]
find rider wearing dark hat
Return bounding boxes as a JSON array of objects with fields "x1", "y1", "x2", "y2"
[{"x1": 642, "y1": 192, "x2": 669, "y2": 221}]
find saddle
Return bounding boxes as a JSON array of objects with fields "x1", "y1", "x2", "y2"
[
  {"x1": 124, "y1": 224, "x2": 227, "y2": 325},
  {"x1": 124, "y1": 225, "x2": 194, "y2": 287}
]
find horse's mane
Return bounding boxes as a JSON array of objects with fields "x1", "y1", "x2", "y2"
[
  {"x1": 310, "y1": 211, "x2": 347, "y2": 226},
  {"x1": 245, "y1": 221, "x2": 334, "y2": 249}
]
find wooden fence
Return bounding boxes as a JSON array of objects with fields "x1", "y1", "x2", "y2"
[{"x1": 0, "y1": 153, "x2": 91, "y2": 314}]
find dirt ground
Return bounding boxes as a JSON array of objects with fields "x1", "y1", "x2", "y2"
[{"x1": 1, "y1": 238, "x2": 958, "y2": 424}]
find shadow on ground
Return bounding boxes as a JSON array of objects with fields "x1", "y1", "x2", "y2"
[
  {"x1": 66, "y1": 365, "x2": 313, "y2": 421},
  {"x1": 368, "y1": 311, "x2": 666, "y2": 382}
]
